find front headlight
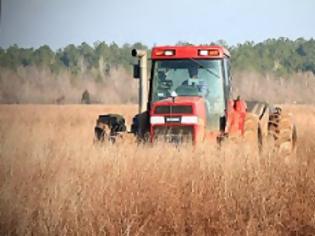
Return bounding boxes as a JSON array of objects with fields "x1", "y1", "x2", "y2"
[
  {"x1": 181, "y1": 116, "x2": 198, "y2": 124},
  {"x1": 150, "y1": 116, "x2": 165, "y2": 124}
]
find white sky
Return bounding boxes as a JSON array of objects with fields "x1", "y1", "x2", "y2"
[{"x1": 0, "y1": 0, "x2": 314, "y2": 49}]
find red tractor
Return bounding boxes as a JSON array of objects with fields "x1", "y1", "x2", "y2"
[{"x1": 95, "y1": 45, "x2": 296, "y2": 152}]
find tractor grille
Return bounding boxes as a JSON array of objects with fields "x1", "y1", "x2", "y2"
[
  {"x1": 153, "y1": 126, "x2": 194, "y2": 143},
  {"x1": 155, "y1": 105, "x2": 193, "y2": 114}
]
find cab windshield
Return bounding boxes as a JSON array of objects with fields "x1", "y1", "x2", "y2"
[{"x1": 151, "y1": 59, "x2": 225, "y2": 128}]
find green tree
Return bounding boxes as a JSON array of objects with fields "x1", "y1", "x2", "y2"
[
  {"x1": 33, "y1": 45, "x2": 55, "y2": 67},
  {"x1": 59, "y1": 44, "x2": 81, "y2": 73}
]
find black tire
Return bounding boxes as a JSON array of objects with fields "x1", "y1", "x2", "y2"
[
  {"x1": 94, "y1": 114, "x2": 127, "y2": 143},
  {"x1": 268, "y1": 109, "x2": 297, "y2": 156},
  {"x1": 94, "y1": 126, "x2": 105, "y2": 142}
]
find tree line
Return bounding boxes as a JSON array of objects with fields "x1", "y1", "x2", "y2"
[{"x1": 0, "y1": 38, "x2": 315, "y2": 78}]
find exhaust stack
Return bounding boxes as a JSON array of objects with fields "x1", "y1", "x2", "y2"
[{"x1": 132, "y1": 49, "x2": 148, "y2": 113}]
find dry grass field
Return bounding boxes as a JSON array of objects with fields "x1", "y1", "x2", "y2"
[{"x1": 0, "y1": 104, "x2": 315, "y2": 235}]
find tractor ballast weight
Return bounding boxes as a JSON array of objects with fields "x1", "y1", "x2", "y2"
[{"x1": 94, "y1": 45, "x2": 297, "y2": 154}]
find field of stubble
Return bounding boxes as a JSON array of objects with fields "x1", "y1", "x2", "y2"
[{"x1": 0, "y1": 104, "x2": 315, "y2": 235}]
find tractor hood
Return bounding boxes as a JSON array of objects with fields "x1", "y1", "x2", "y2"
[
  {"x1": 150, "y1": 96, "x2": 206, "y2": 115},
  {"x1": 150, "y1": 96, "x2": 207, "y2": 143}
]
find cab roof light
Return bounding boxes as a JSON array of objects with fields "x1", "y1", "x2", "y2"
[
  {"x1": 208, "y1": 49, "x2": 220, "y2": 56},
  {"x1": 198, "y1": 49, "x2": 220, "y2": 56},
  {"x1": 199, "y1": 50, "x2": 208, "y2": 56},
  {"x1": 164, "y1": 50, "x2": 175, "y2": 56},
  {"x1": 155, "y1": 50, "x2": 164, "y2": 56},
  {"x1": 155, "y1": 49, "x2": 175, "y2": 56}
]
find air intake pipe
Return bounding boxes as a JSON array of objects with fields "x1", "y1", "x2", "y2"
[{"x1": 132, "y1": 49, "x2": 148, "y2": 113}]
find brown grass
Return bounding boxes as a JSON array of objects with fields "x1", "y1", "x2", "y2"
[
  {"x1": 0, "y1": 104, "x2": 315, "y2": 235},
  {"x1": 0, "y1": 67, "x2": 138, "y2": 104},
  {"x1": 233, "y1": 71, "x2": 315, "y2": 104}
]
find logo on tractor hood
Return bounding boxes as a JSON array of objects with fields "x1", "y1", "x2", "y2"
[{"x1": 165, "y1": 116, "x2": 181, "y2": 123}]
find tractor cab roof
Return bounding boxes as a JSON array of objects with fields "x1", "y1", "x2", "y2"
[{"x1": 151, "y1": 45, "x2": 230, "y2": 60}]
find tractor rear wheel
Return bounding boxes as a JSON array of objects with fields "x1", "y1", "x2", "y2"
[
  {"x1": 243, "y1": 113, "x2": 262, "y2": 154},
  {"x1": 268, "y1": 108, "x2": 297, "y2": 156}
]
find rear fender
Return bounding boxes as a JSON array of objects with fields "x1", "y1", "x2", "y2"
[
  {"x1": 227, "y1": 98, "x2": 247, "y2": 136},
  {"x1": 246, "y1": 100, "x2": 270, "y2": 137}
]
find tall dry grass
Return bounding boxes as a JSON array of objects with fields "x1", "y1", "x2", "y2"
[
  {"x1": 0, "y1": 105, "x2": 315, "y2": 235},
  {"x1": 0, "y1": 66, "x2": 138, "y2": 104},
  {"x1": 233, "y1": 71, "x2": 315, "y2": 104}
]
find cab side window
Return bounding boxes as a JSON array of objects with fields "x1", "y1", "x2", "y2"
[{"x1": 223, "y1": 58, "x2": 232, "y2": 100}]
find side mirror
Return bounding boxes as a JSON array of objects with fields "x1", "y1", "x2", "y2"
[{"x1": 133, "y1": 64, "x2": 140, "y2": 79}]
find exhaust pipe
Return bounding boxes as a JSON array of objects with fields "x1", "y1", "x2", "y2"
[{"x1": 132, "y1": 49, "x2": 148, "y2": 113}]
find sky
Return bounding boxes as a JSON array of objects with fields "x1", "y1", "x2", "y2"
[{"x1": 0, "y1": 0, "x2": 314, "y2": 50}]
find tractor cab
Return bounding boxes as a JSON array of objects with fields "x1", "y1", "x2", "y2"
[{"x1": 138, "y1": 46, "x2": 232, "y2": 143}]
